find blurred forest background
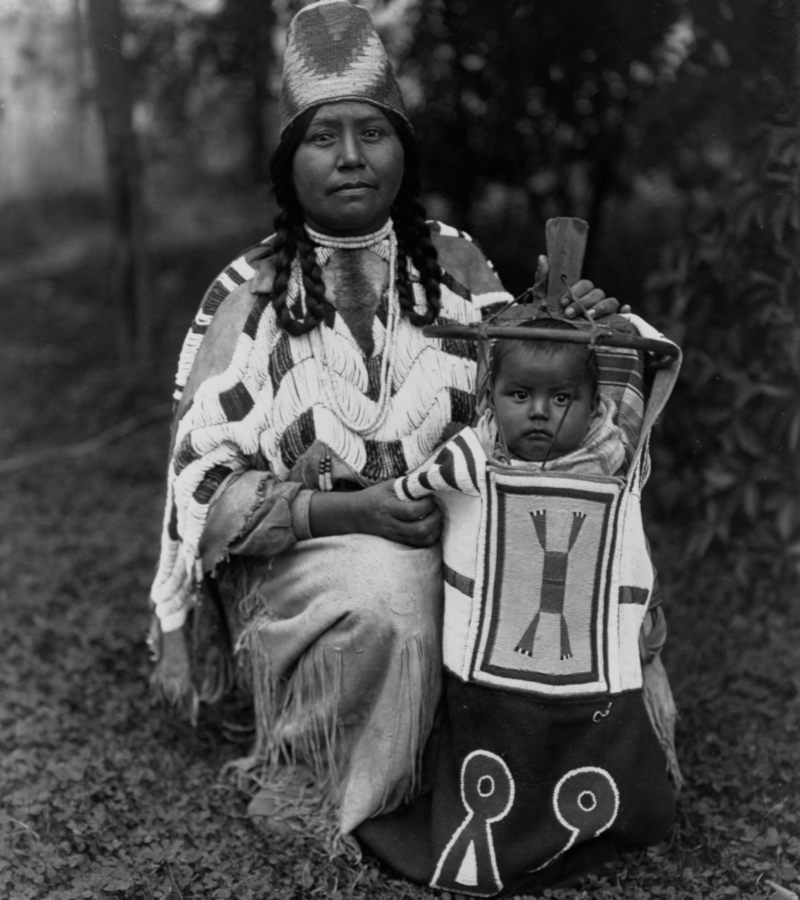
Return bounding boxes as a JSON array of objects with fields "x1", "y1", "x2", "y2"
[
  {"x1": 2, "y1": 2, "x2": 800, "y2": 899},
  {"x1": 1, "y1": 0, "x2": 798, "y2": 584}
]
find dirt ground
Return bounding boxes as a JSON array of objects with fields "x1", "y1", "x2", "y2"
[{"x1": 1, "y1": 200, "x2": 799, "y2": 900}]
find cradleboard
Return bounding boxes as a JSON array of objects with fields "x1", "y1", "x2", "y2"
[{"x1": 356, "y1": 220, "x2": 682, "y2": 896}]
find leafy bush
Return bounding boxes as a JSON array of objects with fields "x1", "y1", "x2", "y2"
[{"x1": 642, "y1": 121, "x2": 800, "y2": 590}]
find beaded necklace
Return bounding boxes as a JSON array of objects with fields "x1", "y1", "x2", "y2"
[
  {"x1": 295, "y1": 219, "x2": 402, "y2": 435},
  {"x1": 305, "y1": 219, "x2": 394, "y2": 263}
]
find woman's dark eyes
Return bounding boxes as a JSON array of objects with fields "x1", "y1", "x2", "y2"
[{"x1": 308, "y1": 128, "x2": 384, "y2": 144}]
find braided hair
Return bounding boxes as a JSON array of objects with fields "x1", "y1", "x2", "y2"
[{"x1": 268, "y1": 107, "x2": 443, "y2": 336}]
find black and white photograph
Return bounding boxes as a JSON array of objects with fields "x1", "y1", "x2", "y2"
[{"x1": 1, "y1": 1, "x2": 798, "y2": 898}]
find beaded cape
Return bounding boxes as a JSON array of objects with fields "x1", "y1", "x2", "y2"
[{"x1": 151, "y1": 222, "x2": 512, "y2": 631}]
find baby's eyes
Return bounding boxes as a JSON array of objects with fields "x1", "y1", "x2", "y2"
[
  {"x1": 553, "y1": 393, "x2": 572, "y2": 405},
  {"x1": 511, "y1": 390, "x2": 529, "y2": 401}
]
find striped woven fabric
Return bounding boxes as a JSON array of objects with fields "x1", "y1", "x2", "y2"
[{"x1": 595, "y1": 347, "x2": 645, "y2": 461}]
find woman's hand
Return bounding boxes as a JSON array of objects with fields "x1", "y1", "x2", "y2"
[
  {"x1": 535, "y1": 255, "x2": 632, "y2": 320},
  {"x1": 309, "y1": 480, "x2": 442, "y2": 547}
]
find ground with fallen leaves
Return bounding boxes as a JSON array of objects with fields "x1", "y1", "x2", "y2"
[{"x1": 1, "y1": 197, "x2": 799, "y2": 900}]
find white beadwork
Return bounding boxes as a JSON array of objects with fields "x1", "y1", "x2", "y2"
[
  {"x1": 309, "y1": 227, "x2": 400, "y2": 435},
  {"x1": 303, "y1": 220, "x2": 401, "y2": 435},
  {"x1": 306, "y1": 219, "x2": 393, "y2": 255}
]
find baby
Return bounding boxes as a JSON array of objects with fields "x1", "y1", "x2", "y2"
[{"x1": 477, "y1": 317, "x2": 625, "y2": 475}]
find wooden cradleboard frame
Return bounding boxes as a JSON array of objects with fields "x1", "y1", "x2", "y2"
[{"x1": 423, "y1": 217, "x2": 680, "y2": 364}]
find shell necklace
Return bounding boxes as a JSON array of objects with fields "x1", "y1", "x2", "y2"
[{"x1": 298, "y1": 220, "x2": 401, "y2": 435}]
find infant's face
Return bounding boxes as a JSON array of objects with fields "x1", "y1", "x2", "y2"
[{"x1": 491, "y1": 347, "x2": 597, "y2": 461}]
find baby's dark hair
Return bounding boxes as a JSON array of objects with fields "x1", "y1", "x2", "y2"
[
  {"x1": 491, "y1": 318, "x2": 600, "y2": 393},
  {"x1": 267, "y1": 106, "x2": 443, "y2": 337}
]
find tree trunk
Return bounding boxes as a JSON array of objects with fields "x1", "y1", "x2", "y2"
[
  {"x1": 85, "y1": 0, "x2": 149, "y2": 368},
  {"x1": 250, "y1": 4, "x2": 273, "y2": 184}
]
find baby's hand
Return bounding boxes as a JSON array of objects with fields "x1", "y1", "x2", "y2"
[{"x1": 149, "y1": 623, "x2": 199, "y2": 725}]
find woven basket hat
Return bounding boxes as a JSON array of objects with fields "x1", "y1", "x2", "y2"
[{"x1": 280, "y1": 0, "x2": 409, "y2": 134}]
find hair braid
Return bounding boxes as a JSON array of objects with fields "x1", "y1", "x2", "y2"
[
  {"x1": 268, "y1": 108, "x2": 328, "y2": 337},
  {"x1": 270, "y1": 218, "x2": 327, "y2": 336},
  {"x1": 393, "y1": 214, "x2": 419, "y2": 322},
  {"x1": 392, "y1": 194, "x2": 443, "y2": 327},
  {"x1": 270, "y1": 209, "x2": 306, "y2": 336},
  {"x1": 295, "y1": 228, "x2": 328, "y2": 331}
]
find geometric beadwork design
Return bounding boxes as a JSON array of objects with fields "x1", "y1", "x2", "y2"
[
  {"x1": 472, "y1": 476, "x2": 622, "y2": 696},
  {"x1": 515, "y1": 510, "x2": 586, "y2": 661}
]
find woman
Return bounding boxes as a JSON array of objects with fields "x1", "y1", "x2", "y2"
[{"x1": 150, "y1": 0, "x2": 625, "y2": 863}]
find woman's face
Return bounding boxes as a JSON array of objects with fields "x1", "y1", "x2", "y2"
[{"x1": 291, "y1": 102, "x2": 405, "y2": 237}]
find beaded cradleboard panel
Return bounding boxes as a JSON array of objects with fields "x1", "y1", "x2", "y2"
[{"x1": 400, "y1": 431, "x2": 652, "y2": 700}]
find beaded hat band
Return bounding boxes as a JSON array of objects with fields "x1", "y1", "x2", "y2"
[{"x1": 280, "y1": 0, "x2": 409, "y2": 135}]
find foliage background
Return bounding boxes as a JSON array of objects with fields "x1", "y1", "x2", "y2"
[{"x1": 0, "y1": 0, "x2": 798, "y2": 897}]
